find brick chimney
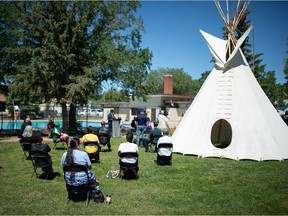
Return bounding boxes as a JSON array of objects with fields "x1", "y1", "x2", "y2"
[{"x1": 163, "y1": 74, "x2": 173, "y2": 95}]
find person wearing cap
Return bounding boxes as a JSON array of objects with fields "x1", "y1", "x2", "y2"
[
  {"x1": 135, "y1": 110, "x2": 149, "y2": 150},
  {"x1": 51, "y1": 122, "x2": 69, "y2": 144},
  {"x1": 157, "y1": 110, "x2": 170, "y2": 132}
]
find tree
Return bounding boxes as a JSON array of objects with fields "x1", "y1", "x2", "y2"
[
  {"x1": 100, "y1": 89, "x2": 130, "y2": 102},
  {"x1": 1, "y1": 1, "x2": 152, "y2": 131},
  {"x1": 221, "y1": 2, "x2": 285, "y2": 106},
  {"x1": 145, "y1": 67, "x2": 200, "y2": 96},
  {"x1": 198, "y1": 71, "x2": 210, "y2": 87},
  {"x1": 284, "y1": 38, "x2": 288, "y2": 100}
]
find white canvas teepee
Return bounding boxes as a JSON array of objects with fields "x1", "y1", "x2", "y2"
[{"x1": 172, "y1": 0, "x2": 288, "y2": 161}]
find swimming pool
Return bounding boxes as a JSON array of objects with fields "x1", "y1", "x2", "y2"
[{"x1": 1, "y1": 120, "x2": 102, "y2": 130}]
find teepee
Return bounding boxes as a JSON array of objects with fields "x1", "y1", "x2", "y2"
[{"x1": 172, "y1": 0, "x2": 288, "y2": 161}]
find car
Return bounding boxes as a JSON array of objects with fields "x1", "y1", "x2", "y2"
[
  {"x1": 96, "y1": 109, "x2": 104, "y2": 118},
  {"x1": 78, "y1": 110, "x2": 88, "y2": 117}
]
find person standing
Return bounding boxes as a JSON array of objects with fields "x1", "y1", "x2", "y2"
[
  {"x1": 157, "y1": 110, "x2": 170, "y2": 132},
  {"x1": 135, "y1": 110, "x2": 149, "y2": 150},
  {"x1": 107, "y1": 109, "x2": 116, "y2": 132}
]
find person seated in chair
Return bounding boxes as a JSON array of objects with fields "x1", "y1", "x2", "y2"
[
  {"x1": 61, "y1": 138, "x2": 100, "y2": 191},
  {"x1": 98, "y1": 121, "x2": 111, "y2": 151},
  {"x1": 51, "y1": 122, "x2": 69, "y2": 144},
  {"x1": 149, "y1": 122, "x2": 163, "y2": 152},
  {"x1": 157, "y1": 128, "x2": 173, "y2": 157},
  {"x1": 81, "y1": 126, "x2": 100, "y2": 155},
  {"x1": 30, "y1": 131, "x2": 59, "y2": 179},
  {"x1": 118, "y1": 132, "x2": 139, "y2": 178},
  {"x1": 20, "y1": 117, "x2": 34, "y2": 140}
]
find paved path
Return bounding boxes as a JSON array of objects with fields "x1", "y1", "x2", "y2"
[{"x1": 0, "y1": 136, "x2": 52, "y2": 143}]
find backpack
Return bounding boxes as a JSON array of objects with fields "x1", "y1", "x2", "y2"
[
  {"x1": 93, "y1": 190, "x2": 105, "y2": 203},
  {"x1": 22, "y1": 125, "x2": 33, "y2": 138}
]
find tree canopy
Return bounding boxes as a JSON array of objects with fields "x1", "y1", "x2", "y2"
[
  {"x1": 0, "y1": 1, "x2": 152, "y2": 130},
  {"x1": 145, "y1": 67, "x2": 200, "y2": 96}
]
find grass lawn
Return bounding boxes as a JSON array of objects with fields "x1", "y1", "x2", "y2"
[{"x1": 0, "y1": 136, "x2": 288, "y2": 215}]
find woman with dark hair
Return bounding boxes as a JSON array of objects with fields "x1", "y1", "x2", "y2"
[{"x1": 60, "y1": 138, "x2": 100, "y2": 190}]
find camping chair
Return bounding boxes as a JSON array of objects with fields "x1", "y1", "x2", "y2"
[
  {"x1": 156, "y1": 143, "x2": 173, "y2": 166},
  {"x1": 63, "y1": 163, "x2": 92, "y2": 207},
  {"x1": 19, "y1": 138, "x2": 32, "y2": 160},
  {"x1": 149, "y1": 134, "x2": 163, "y2": 152},
  {"x1": 119, "y1": 152, "x2": 139, "y2": 180},
  {"x1": 83, "y1": 141, "x2": 100, "y2": 163},
  {"x1": 98, "y1": 133, "x2": 111, "y2": 151},
  {"x1": 30, "y1": 149, "x2": 53, "y2": 180}
]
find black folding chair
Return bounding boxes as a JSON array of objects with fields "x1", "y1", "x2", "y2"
[
  {"x1": 30, "y1": 150, "x2": 53, "y2": 180},
  {"x1": 63, "y1": 163, "x2": 92, "y2": 207},
  {"x1": 119, "y1": 152, "x2": 139, "y2": 180},
  {"x1": 98, "y1": 133, "x2": 111, "y2": 151},
  {"x1": 157, "y1": 143, "x2": 173, "y2": 166},
  {"x1": 83, "y1": 142, "x2": 100, "y2": 163},
  {"x1": 19, "y1": 138, "x2": 32, "y2": 160}
]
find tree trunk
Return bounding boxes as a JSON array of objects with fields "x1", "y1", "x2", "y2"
[
  {"x1": 69, "y1": 104, "x2": 77, "y2": 132},
  {"x1": 61, "y1": 102, "x2": 69, "y2": 133}
]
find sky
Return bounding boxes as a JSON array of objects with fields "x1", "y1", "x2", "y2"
[{"x1": 137, "y1": 1, "x2": 288, "y2": 84}]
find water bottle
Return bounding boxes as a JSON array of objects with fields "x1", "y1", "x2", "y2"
[{"x1": 106, "y1": 195, "x2": 112, "y2": 204}]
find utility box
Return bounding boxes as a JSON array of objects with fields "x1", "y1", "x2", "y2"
[{"x1": 112, "y1": 119, "x2": 121, "y2": 138}]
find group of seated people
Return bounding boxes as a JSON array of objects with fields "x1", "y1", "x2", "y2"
[{"x1": 22, "y1": 117, "x2": 172, "y2": 189}]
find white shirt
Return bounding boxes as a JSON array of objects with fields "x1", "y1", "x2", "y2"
[
  {"x1": 157, "y1": 135, "x2": 173, "y2": 156},
  {"x1": 118, "y1": 142, "x2": 139, "y2": 164},
  {"x1": 158, "y1": 114, "x2": 169, "y2": 130}
]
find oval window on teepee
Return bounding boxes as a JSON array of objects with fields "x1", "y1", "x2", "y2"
[{"x1": 211, "y1": 119, "x2": 232, "y2": 149}]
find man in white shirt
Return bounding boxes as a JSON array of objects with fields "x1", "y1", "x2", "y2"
[
  {"x1": 157, "y1": 128, "x2": 173, "y2": 157},
  {"x1": 157, "y1": 110, "x2": 169, "y2": 131}
]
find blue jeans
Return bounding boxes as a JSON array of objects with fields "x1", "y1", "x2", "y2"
[{"x1": 136, "y1": 125, "x2": 147, "y2": 147}]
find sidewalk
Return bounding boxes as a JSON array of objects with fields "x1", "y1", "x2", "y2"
[{"x1": 0, "y1": 136, "x2": 52, "y2": 143}]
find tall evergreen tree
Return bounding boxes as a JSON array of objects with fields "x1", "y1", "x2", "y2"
[
  {"x1": 221, "y1": 2, "x2": 284, "y2": 106},
  {"x1": 1, "y1": 1, "x2": 152, "y2": 131}
]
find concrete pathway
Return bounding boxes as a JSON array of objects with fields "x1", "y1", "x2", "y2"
[{"x1": 0, "y1": 136, "x2": 52, "y2": 143}]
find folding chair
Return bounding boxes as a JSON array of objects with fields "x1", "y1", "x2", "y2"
[
  {"x1": 30, "y1": 150, "x2": 53, "y2": 180},
  {"x1": 63, "y1": 163, "x2": 92, "y2": 207},
  {"x1": 98, "y1": 133, "x2": 111, "y2": 151},
  {"x1": 19, "y1": 138, "x2": 32, "y2": 160},
  {"x1": 119, "y1": 152, "x2": 139, "y2": 180},
  {"x1": 149, "y1": 134, "x2": 163, "y2": 152},
  {"x1": 156, "y1": 143, "x2": 173, "y2": 165},
  {"x1": 83, "y1": 141, "x2": 100, "y2": 163}
]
